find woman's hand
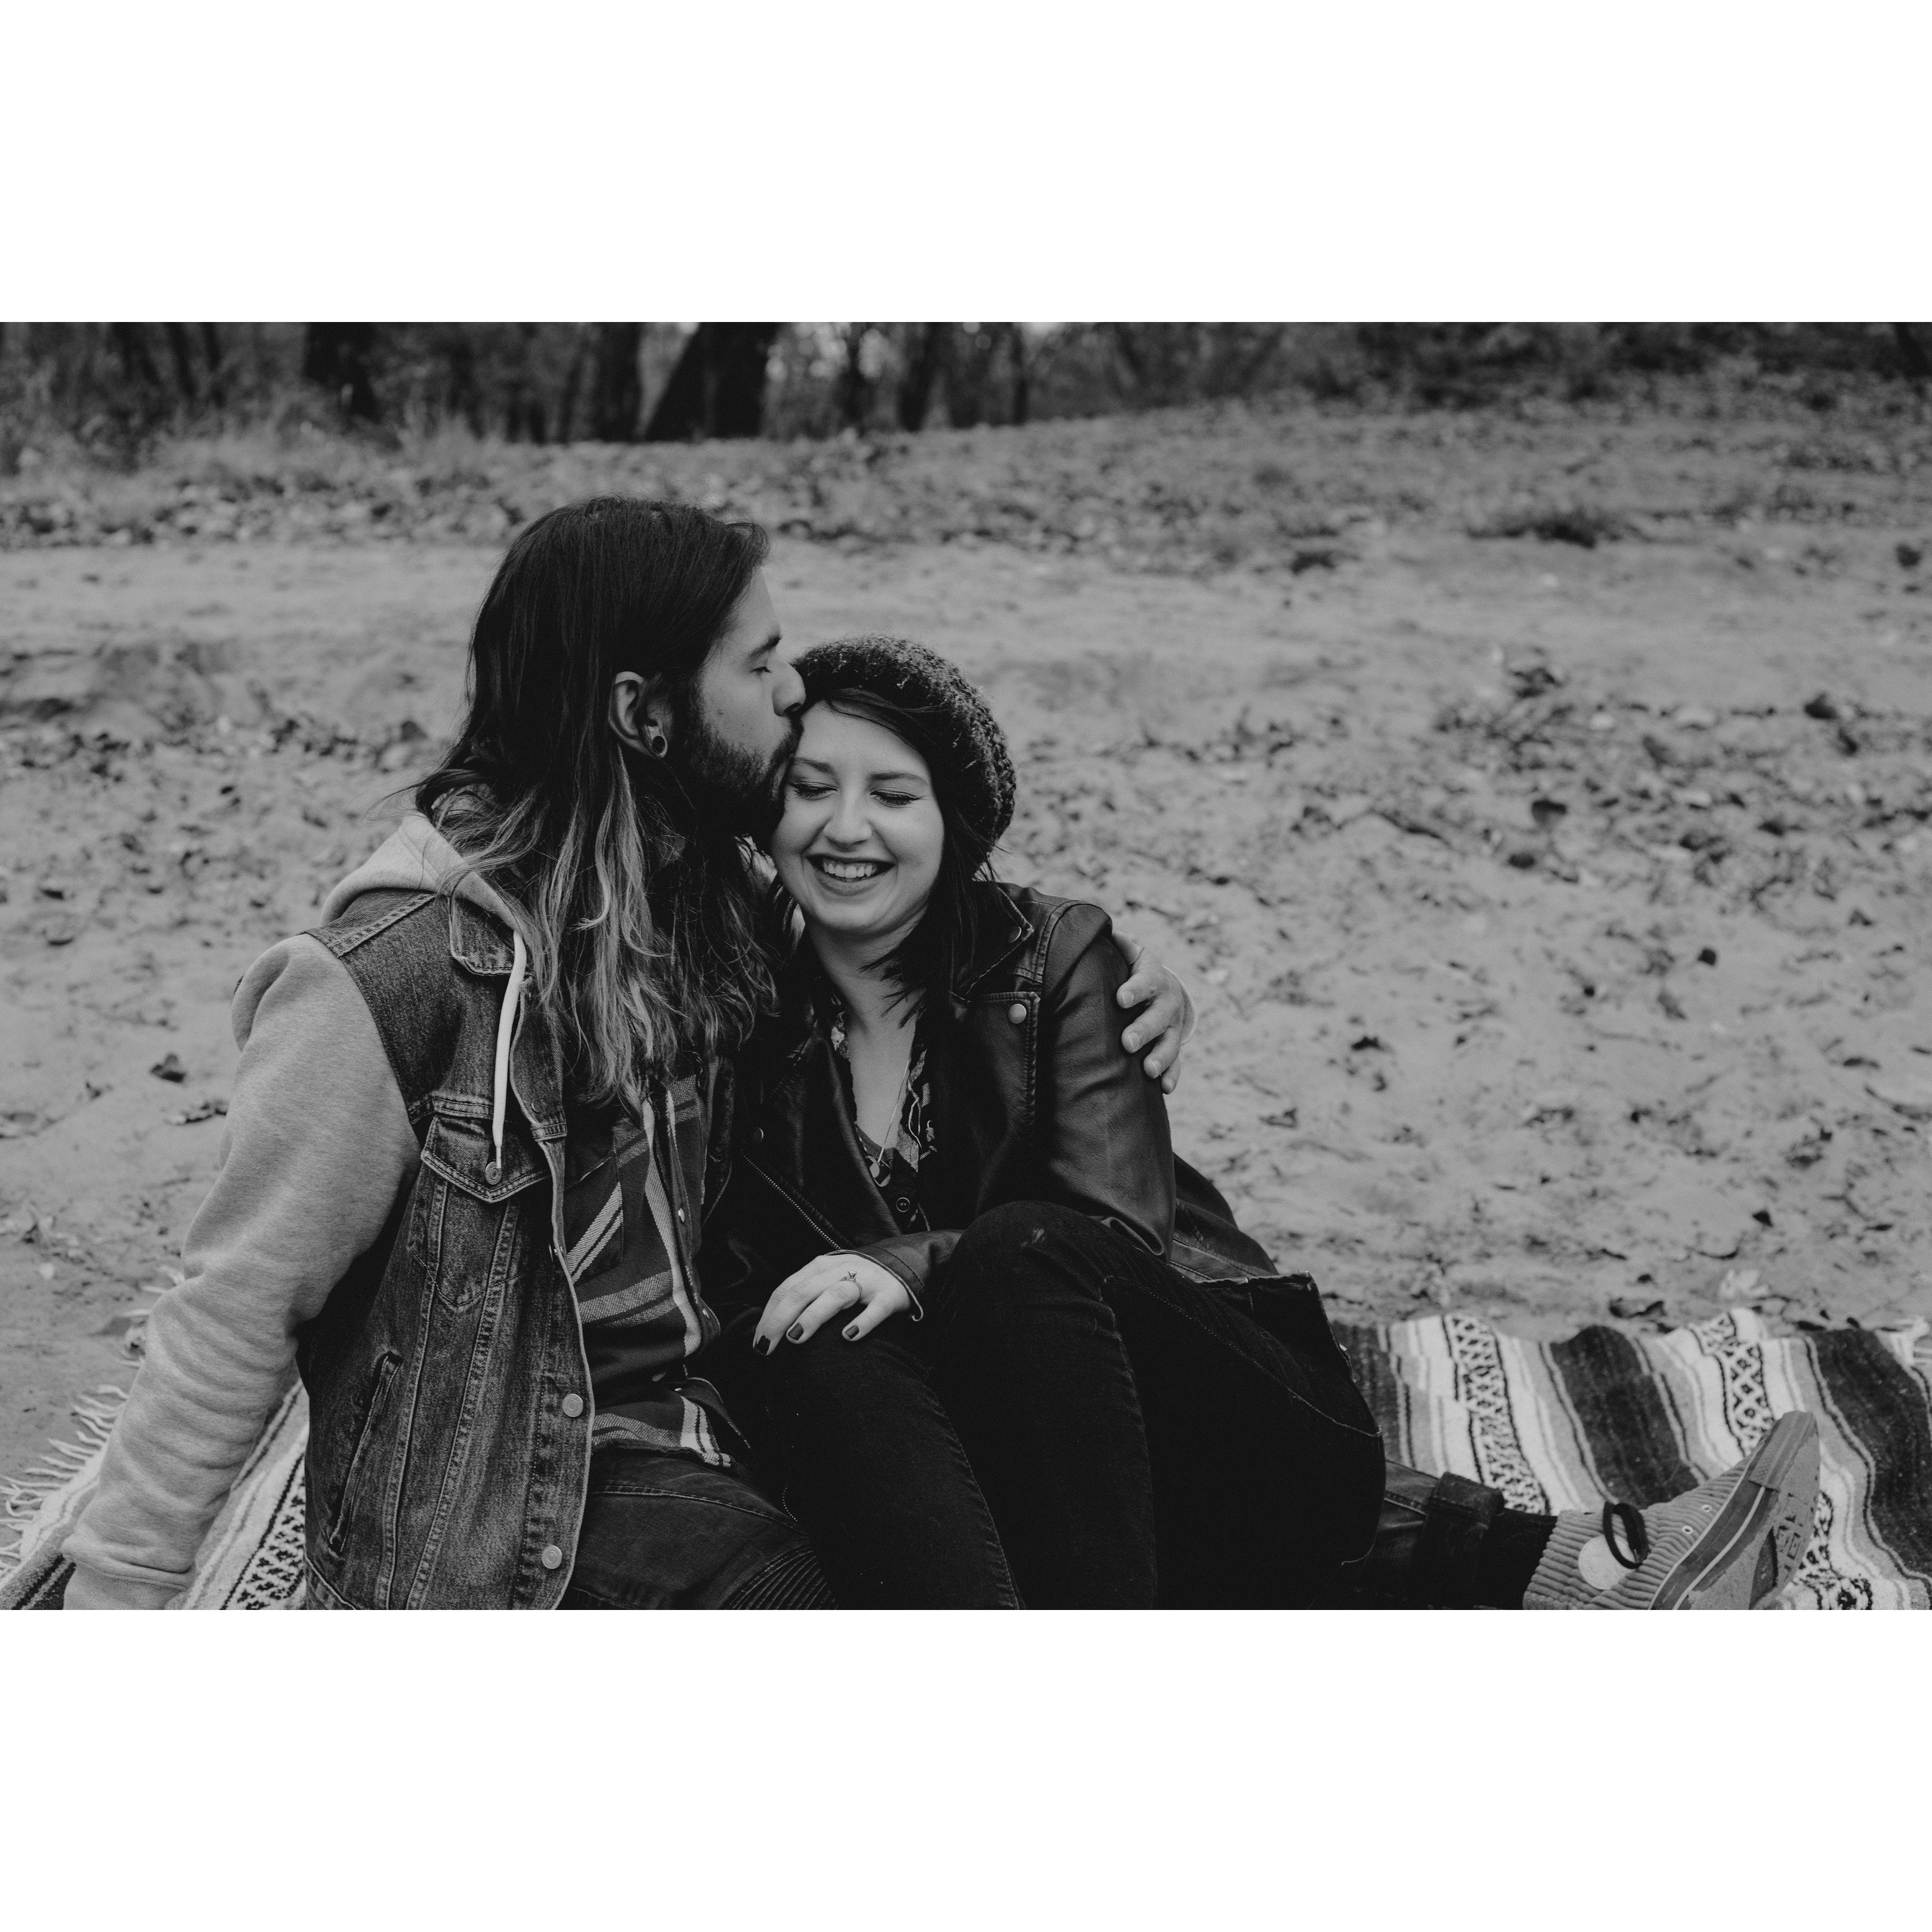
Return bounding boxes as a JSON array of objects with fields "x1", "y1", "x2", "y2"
[
  {"x1": 1114, "y1": 935, "x2": 1197, "y2": 1094},
  {"x1": 753, "y1": 1253, "x2": 914, "y2": 1352}
]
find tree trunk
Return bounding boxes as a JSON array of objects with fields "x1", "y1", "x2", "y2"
[
  {"x1": 589, "y1": 323, "x2": 645, "y2": 441},
  {"x1": 557, "y1": 326, "x2": 589, "y2": 442},
  {"x1": 945, "y1": 325, "x2": 1016, "y2": 428},
  {"x1": 504, "y1": 321, "x2": 546, "y2": 442},
  {"x1": 1110, "y1": 323, "x2": 1149, "y2": 396},
  {"x1": 301, "y1": 324, "x2": 380, "y2": 421},
  {"x1": 440, "y1": 330, "x2": 481, "y2": 433},
  {"x1": 199, "y1": 323, "x2": 226, "y2": 406},
  {"x1": 1223, "y1": 324, "x2": 1287, "y2": 396},
  {"x1": 643, "y1": 324, "x2": 780, "y2": 442},
  {"x1": 897, "y1": 323, "x2": 950, "y2": 431},
  {"x1": 111, "y1": 323, "x2": 164, "y2": 392},
  {"x1": 164, "y1": 324, "x2": 200, "y2": 401},
  {"x1": 835, "y1": 324, "x2": 874, "y2": 430}
]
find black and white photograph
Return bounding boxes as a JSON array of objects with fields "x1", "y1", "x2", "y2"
[
  {"x1": 4, "y1": 8, "x2": 1926, "y2": 1924},
  {"x1": 6, "y1": 317, "x2": 1930, "y2": 1621}
]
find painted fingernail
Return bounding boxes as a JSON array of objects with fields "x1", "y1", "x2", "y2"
[
  {"x1": 786, "y1": 1323, "x2": 804, "y2": 1342},
  {"x1": 843, "y1": 1324, "x2": 860, "y2": 1341},
  {"x1": 753, "y1": 1336, "x2": 770, "y2": 1356}
]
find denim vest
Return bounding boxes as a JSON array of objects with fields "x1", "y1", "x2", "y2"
[{"x1": 296, "y1": 888, "x2": 728, "y2": 1609}]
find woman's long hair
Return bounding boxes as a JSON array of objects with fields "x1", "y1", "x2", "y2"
[{"x1": 416, "y1": 496, "x2": 779, "y2": 1111}]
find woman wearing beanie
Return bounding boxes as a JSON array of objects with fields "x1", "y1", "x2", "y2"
[{"x1": 702, "y1": 637, "x2": 1820, "y2": 1609}]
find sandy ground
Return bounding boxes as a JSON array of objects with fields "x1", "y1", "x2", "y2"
[{"x1": 5, "y1": 409, "x2": 1932, "y2": 1481}]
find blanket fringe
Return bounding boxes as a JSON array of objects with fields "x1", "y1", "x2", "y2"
[{"x1": 0, "y1": 1383, "x2": 129, "y2": 1575}]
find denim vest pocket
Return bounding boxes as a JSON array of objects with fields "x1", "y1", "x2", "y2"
[
  {"x1": 415, "y1": 1106, "x2": 547, "y2": 1314},
  {"x1": 320, "y1": 1349, "x2": 402, "y2": 1560}
]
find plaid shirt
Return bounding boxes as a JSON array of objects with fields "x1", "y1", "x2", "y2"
[{"x1": 561, "y1": 1060, "x2": 738, "y2": 1466}]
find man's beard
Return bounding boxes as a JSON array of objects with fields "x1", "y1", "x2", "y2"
[{"x1": 665, "y1": 689, "x2": 799, "y2": 843}]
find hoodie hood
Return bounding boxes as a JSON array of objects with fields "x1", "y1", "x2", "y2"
[
  {"x1": 320, "y1": 812, "x2": 517, "y2": 928},
  {"x1": 321, "y1": 812, "x2": 531, "y2": 1177}
]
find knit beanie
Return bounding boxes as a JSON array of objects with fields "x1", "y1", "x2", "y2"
[{"x1": 794, "y1": 637, "x2": 1016, "y2": 862}]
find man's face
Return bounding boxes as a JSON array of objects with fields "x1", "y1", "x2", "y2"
[{"x1": 667, "y1": 571, "x2": 806, "y2": 838}]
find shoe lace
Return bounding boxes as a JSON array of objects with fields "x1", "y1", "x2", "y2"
[{"x1": 1601, "y1": 1500, "x2": 1650, "y2": 1570}]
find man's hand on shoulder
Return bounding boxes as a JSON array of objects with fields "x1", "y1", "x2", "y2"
[{"x1": 1113, "y1": 933, "x2": 1197, "y2": 1094}]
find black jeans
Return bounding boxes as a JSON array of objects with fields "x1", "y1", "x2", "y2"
[{"x1": 716, "y1": 1201, "x2": 1384, "y2": 1608}]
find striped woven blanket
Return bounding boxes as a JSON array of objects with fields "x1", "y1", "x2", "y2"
[
  {"x1": 6, "y1": 1309, "x2": 1928, "y2": 1609},
  {"x1": 1336, "y1": 1307, "x2": 1932, "y2": 1609}
]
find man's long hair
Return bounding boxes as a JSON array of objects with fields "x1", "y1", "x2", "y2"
[{"x1": 416, "y1": 497, "x2": 779, "y2": 1112}]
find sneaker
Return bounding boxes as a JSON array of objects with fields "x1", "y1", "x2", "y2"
[{"x1": 1529, "y1": 1411, "x2": 1820, "y2": 1609}]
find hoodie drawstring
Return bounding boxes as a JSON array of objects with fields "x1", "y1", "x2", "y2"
[{"x1": 489, "y1": 928, "x2": 528, "y2": 1184}]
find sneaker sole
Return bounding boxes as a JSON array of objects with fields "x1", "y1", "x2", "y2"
[{"x1": 1652, "y1": 1413, "x2": 1820, "y2": 1610}]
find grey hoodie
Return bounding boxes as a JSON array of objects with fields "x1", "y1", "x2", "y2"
[{"x1": 62, "y1": 817, "x2": 513, "y2": 1608}]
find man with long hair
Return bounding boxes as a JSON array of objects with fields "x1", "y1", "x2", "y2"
[{"x1": 62, "y1": 498, "x2": 1192, "y2": 1608}]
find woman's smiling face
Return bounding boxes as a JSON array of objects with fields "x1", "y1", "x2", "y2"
[{"x1": 771, "y1": 702, "x2": 946, "y2": 950}]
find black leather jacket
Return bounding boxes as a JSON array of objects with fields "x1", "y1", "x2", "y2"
[{"x1": 702, "y1": 883, "x2": 1282, "y2": 1321}]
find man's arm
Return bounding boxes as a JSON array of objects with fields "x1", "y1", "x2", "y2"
[{"x1": 62, "y1": 938, "x2": 419, "y2": 1607}]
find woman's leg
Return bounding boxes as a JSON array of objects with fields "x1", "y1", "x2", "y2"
[
  {"x1": 723, "y1": 1312, "x2": 1022, "y2": 1608},
  {"x1": 928, "y1": 1203, "x2": 1384, "y2": 1607},
  {"x1": 1325, "y1": 1462, "x2": 1555, "y2": 1607},
  {"x1": 935, "y1": 1202, "x2": 1384, "y2": 1608},
  {"x1": 924, "y1": 1209, "x2": 1161, "y2": 1608}
]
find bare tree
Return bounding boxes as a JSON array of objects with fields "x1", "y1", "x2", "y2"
[
  {"x1": 937, "y1": 324, "x2": 1027, "y2": 428},
  {"x1": 500, "y1": 322, "x2": 546, "y2": 442},
  {"x1": 199, "y1": 323, "x2": 226, "y2": 407},
  {"x1": 896, "y1": 323, "x2": 951, "y2": 431},
  {"x1": 835, "y1": 324, "x2": 876, "y2": 430},
  {"x1": 1006, "y1": 324, "x2": 1031, "y2": 426},
  {"x1": 643, "y1": 324, "x2": 780, "y2": 442},
  {"x1": 111, "y1": 324, "x2": 164, "y2": 393},
  {"x1": 164, "y1": 324, "x2": 200, "y2": 402},
  {"x1": 556, "y1": 326, "x2": 589, "y2": 442},
  {"x1": 590, "y1": 323, "x2": 645, "y2": 441},
  {"x1": 302, "y1": 324, "x2": 380, "y2": 422}
]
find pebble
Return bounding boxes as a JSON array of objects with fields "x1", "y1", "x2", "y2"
[
  {"x1": 1867, "y1": 1073, "x2": 1932, "y2": 1120},
  {"x1": 1609, "y1": 1294, "x2": 1664, "y2": 1320}
]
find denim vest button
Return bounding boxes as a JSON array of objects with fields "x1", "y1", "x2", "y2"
[
  {"x1": 1007, "y1": 1002, "x2": 1027, "y2": 1023},
  {"x1": 484, "y1": 1160, "x2": 502, "y2": 1185},
  {"x1": 540, "y1": 1545, "x2": 564, "y2": 1570},
  {"x1": 561, "y1": 1393, "x2": 584, "y2": 1418}
]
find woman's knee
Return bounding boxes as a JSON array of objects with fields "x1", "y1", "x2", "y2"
[
  {"x1": 951, "y1": 1199, "x2": 1093, "y2": 1277},
  {"x1": 757, "y1": 1314, "x2": 916, "y2": 1413},
  {"x1": 945, "y1": 1201, "x2": 1116, "y2": 1320}
]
